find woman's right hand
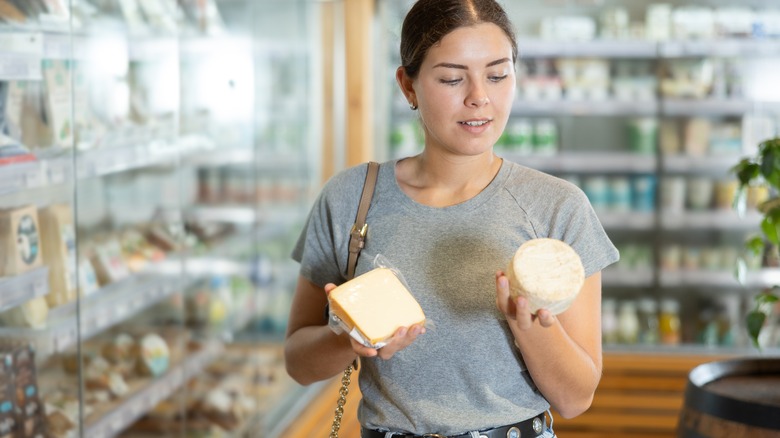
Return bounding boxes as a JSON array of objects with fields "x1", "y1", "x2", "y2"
[{"x1": 325, "y1": 283, "x2": 426, "y2": 360}]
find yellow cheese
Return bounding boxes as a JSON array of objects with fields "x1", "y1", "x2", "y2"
[
  {"x1": 506, "y1": 238, "x2": 585, "y2": 315},
  {"x1": 329, "y1": 268, "x2": 425, "y2": 346},
  {"x1": 0, "y1": 205, "x2": 44, "y2": 276},
  {"x1": 38, "y1": 204, "x2": 77, "y2": 307}
]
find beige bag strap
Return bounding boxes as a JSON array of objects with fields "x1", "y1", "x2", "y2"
[
  {"x1": 330, "y1": 161, "x2": 378, "y2": 438},
  {"x1": 347, "y1": 161, "x2": 380, "y2": 280}
]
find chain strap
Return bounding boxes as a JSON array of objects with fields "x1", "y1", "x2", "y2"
[{"x1": 329, "y1": 363, "x2": 355, "y2": 438}]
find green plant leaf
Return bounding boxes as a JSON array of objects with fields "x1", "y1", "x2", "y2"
[
  {"x1": 761, "y1": 215, "x2": 780, "y2": 245},
  {"x1": 746, "y1": 236, "x2": 765, "y2": 256},
  {"x1": 732, "y1": 160, "x2": 760, "y2": 186},
  {"x1": 746, "y1": 310, "x2": 766, "y2": 348}
]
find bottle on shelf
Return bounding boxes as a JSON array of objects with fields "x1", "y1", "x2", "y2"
[
  {"x1": 617, "y1": 300, "x2": 640, "y2": 344},
  {"x1": 602, "y1": 298, "x2": 619, "y2": 344},
  {"x1": 659, "y1": 298, "x2": 682, "y2": 345},
  {"x1": 637, "y1": 298, "x2": 659, "y2": 345}
]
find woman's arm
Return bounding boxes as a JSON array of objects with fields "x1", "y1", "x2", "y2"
[
  {"x1": 496, "y1": 271, "x2": 603, "y2": 418},
  {"x1": 284, "y1": 276, "x2": 358, "y2": 385}
]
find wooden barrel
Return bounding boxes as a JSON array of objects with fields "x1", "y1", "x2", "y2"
[{"x1": 678, "y1": 357, "x2": 780, "y2": 438}]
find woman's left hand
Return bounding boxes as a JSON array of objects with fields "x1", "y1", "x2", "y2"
[{"x1": 495, "y1": 270, "x2": 557, "y2": 329}]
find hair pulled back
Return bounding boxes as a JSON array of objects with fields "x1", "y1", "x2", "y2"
[{"x1": 400, "y1": 0, "x2": 518, "y2": 79}]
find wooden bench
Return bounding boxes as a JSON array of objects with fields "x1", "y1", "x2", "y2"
[
  {"x1": 285, "y1": 353, "x2": 730, "y2": 438},
  {"x1": 551, "y1": 353, "x2": 731, "y2": 438}
]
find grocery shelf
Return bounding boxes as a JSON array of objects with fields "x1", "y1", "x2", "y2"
[
  {"x1": 0, "y1": 31, "x2": 44, "y2": 80},
  {"x1": 516, "y1": 38, "x2": 658, "y2": 58},
  {"x1": 84, "y1": 341, "x2": 224, "y2": 438},
  {"x1": 660, "y1": 268, "x2": 780, "y2": 289},
  {"x1": 0, "y1": 272, "x2": 184, "y2": 355},
  {"x1": 185, "y1": 204, "x2": 305, "y2": 225},
  {"x1": 0, "y1": 266, "x2": 49, "y2": 313},
  {"x1": 512, "y1": 99, "x2": 658, "y2": 116},
  {"x1": 661, "y1": 98, "x2": 780, "y2": 116},
  {"x1": 603, "y1": 267, "x2": 654, "y2": 287},
  {"x1": 509, "y1": 152, "x2": 656, "y2": 173},
  {"x1": 598, "y1": 211, "x2": 655, "y2": 230},
  {"x1": 661, "y1": 210, "x2": 762, "y2": 230},
  {"x1": 659, "y1": 39, "x2": 780, "y2": 58},
  {"x1": 662, "y1": 154, "x2": 743, "y2": 174},
  {"x1": 604, "y1": 344, "x2": 780, "y2": 356}
]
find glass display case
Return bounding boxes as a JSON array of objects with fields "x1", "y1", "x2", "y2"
[
  {"x1": 376, "y1": 0, "x2": 780, "y2": 353},
  {"x1": 0, "y1": 0, "x2": 325, "y2": 436}
]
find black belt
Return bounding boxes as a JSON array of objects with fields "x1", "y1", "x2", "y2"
[{"x1": 361, "y1": 413, "x2": 546, "y2": 438}]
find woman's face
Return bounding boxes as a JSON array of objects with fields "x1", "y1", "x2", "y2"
[{"x1": 404, "y1": 22, "x2": 516, "y2": 158}]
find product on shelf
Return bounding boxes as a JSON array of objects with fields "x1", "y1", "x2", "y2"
[
  {"x1": 0, "y1": 0, "x2": 27, "y2": 25},
  {"x1": 0, "y1": 296, "x2": 48, "y2": 329},
  {"x1": 135, "y1": 333, "x2": 170, "y2": 377},
  {"x1": 507, "y1": 238, "x2": 585, "y2": 315},
  {"x1": 90, "y1": 238, "x2": 130, "y2": 286},
  {"x1": 38, "y1": 204, "x2": 77, "y2": 307},
  {"x1": 7, "y1": 344, "x2": 49, "y2": 438},
  {"x1": 329, "y1": 268, "x2": 426, "y2": 347},
  {"x1": 0, "y1": 205, "x2": 44, "y2": 277},
  {"x1": 41, "y1": 60, "x2": 74, "y2": 150},
  {"x1": 659, "y1": 298, "x2": 682, "y2": 345},
  {"x1": 0, "y1": 135, "x2": 36, "y2": 166},
  {"x1": 0, "y1": 349, "x2": 17, "y2": 437},
  {"x1": 617, "y1": 300, "x2": 640, "y2": 344}
]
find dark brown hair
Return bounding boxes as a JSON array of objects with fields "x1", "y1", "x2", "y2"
[{"x1": 400, "y1": 0, "x2": 518, "y2": 79}]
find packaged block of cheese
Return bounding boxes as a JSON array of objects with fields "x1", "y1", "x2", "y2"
[
  {"x1": 38, "y1": 203, "x2": 77, "y2": 307},
  {"x1": 506, "y1": 238, "x2": 585, "y2": 315},
  {"x1": 329, "y1": 267, "x2": 425, "y2": 348},
  {"x1": 0, "y1": 205, "x2": 44, "y2": 277}
]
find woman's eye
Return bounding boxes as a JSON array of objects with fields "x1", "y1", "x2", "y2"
[
  {"x1": 489, "y1": 74, "x2": 508, "y2": 82},
  {"x1": 439, "y1": 78, "x2": 461, "y2": 85}
]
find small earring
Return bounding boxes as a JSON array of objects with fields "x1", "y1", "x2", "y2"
[{"x1": 409, "y1": 102, "x2": 418, "y2": 110}]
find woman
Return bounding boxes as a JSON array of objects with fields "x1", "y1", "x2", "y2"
[{"x1": 285, "y1": 0, "x2": 619, "y2": 437}]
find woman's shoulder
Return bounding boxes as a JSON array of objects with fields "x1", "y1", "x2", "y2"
[
  {"x1": 319, "y1": 161, "x2": 391, "y2": 206},
  {"x1": 503, "y1": 160, "x2": 584, "y2": 200}
]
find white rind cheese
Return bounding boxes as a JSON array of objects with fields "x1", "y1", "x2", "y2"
[
  {"x1": 506, "y1": 238, "x2": 585, "y2": 315},
  {"x1": 329, "y1": 268, "x2": 425, "y2": 347}
]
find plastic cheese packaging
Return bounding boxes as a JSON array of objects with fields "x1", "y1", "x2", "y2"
[
  {"x1": 506, "y1": 238, "x2": 585, "y2": 315},
  {"x1": 329, "y1": 267, "x2": 425, "y2": 348}
]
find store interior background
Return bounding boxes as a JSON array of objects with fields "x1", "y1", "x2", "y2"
[{"x1": 0, "y1": 0, "x2": 779, "y2": 437}]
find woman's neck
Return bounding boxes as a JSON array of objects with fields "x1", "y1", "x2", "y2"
[{"x1": 396, "y1": 151, "x2": 503, "y2": 207}]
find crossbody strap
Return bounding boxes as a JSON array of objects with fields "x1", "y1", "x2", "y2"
[{"x1": 347, "y1": 161, "x2": 379, "y2": 280}]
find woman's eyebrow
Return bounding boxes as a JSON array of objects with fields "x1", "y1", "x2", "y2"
[{"x1": 432, "y1": 57, "x2": 511, "y2": 70}]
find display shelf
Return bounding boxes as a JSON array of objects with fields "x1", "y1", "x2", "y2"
[
  {"x1": 516, "y1": 38, "x2": 658, "y2": 58},
  {"x1": 662, "y1": 154, "x2": 744, "y2": 174},
  {"x1": 0, "y1": 273, "x2": 184, "y2": 355},
  {"x1": 262, "y1": 380, "x2": 329, "y2": 438},
  {"x1": 509, "y1": 152, "x2": 656, "y2": 174},
  {"x1": 661, "y1": 98, "x2": 780, "y2": 116},
  {"x1": 0, "y1": 266, "x2": 49, "y2": 313},
  {"x1": 658, "y1": 39, "x2": 780, "y2": 58},
  {"x1": 598, "y1": 211, "x2": 655, "y2": 230},
  {"x1": 513, "y1": 99, "x2": 658, "y2": 116},
  {"x1": 604, "y1": 343, "x2": 780, "y2": 356},
  {"x1": 603, "y1": 267, "x2": 654, "y2": 287},
  {"x1": 0, "y1": 133, "x2": 213, "y2": 197},
  {"x1": 185, "y1": 204, "x2": 304, "y2": 226},
  {"x1": 660, "y1": 210, "x2": 762, "y2": 230},
  {"x1": 0, "y1": 31, "x2": 44, "y2": 80},
  {"x1": 84, "y1": 341, "x2": 224, "y2": 438},
  {"x1": 660, "y1": 268, "x2": 780, "y2": 289},
  {"x1": 515, "y1": 38, "x2": 780, "y2": 59}
]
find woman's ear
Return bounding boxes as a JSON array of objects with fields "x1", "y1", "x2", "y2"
[{"x1": 396, "y1": 66, "x2": 416, "y2": 107}]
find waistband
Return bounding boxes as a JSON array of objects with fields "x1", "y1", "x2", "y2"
[{"x1": 361, "y1": 412, "x2": 546, "y2": 438}]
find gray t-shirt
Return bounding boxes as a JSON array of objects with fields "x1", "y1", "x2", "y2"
[{"x1": 292, "y1": 158, "x2": 619, "y2": 435}]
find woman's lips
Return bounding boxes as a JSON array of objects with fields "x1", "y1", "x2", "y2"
[{"x1": 459, "y1": 118, "x2": 492, "y2": 133}]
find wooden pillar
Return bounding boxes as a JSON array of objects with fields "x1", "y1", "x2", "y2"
[
  {"x1": 320, "y1": 2, "x2": 336, "y2": 183},
  {"x1": 343, "y1": 0, "x2": 374, "y2": 167}
]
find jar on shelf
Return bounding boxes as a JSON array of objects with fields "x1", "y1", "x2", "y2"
[
  {"x1": 659, "y1": 298, "x2": 682, "y2": 345},
  {"x1": 637, "y1": 298, "x2": 660, "y2": 345},
  {"x1": 602, "y1": 298, "x2": 618, "y2": 344},
  {"x1": 617, "y1": 300, "x2": 640, "y2": 344}
]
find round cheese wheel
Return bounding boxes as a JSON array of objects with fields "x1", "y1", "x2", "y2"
[{"x1": 506, "y1": 238, "x2": 585, "y2": 315}]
